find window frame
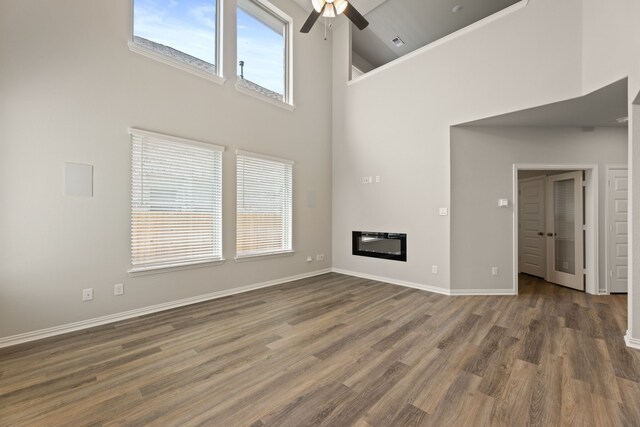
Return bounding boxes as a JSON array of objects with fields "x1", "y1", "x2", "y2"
[
  {"x1": 128, "y1": 128, "x2": 226, "y2": 276},
  {"x1": 128, "y1": 0, "x2": 225, "y2": 85},
  {"x1": 235, "y1": 0, "x2": 294, "y2": 109},
  {"x1": 235, "y1": 149, "x2": 294, "y2": 261}
]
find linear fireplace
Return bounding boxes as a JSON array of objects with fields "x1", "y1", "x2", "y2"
[{"x1": 352, "y1": 231, "x2": 407, "y2": 262}]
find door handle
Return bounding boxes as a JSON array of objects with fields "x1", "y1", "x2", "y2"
[
  {"x1": 537, "y1": 232, "x2": 544, "y2": 236},
  {"x1": 547, "y1": 232, "x2": 556, "y2": 237}
]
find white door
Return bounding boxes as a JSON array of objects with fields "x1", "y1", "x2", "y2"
[
  {"x1": 518, "y1": 177, "x2": 546, "y2": 278},
  {"x1": 546, "y1": 171, "x2": 584, "y2": 291},
  {"x1": 607, "y1": 168, "x2": 628, "y2": 293}
]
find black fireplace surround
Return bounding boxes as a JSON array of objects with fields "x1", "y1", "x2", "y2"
[{"x1": 352, "y1": 231, "x2": 407, "y2": 262}]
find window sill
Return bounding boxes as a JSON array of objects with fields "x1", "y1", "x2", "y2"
[
  {"x1": 235, "y1": 81, "x2": 295, "y2": 111},
  {"x1": 128, "y1": 258, "x2": 225, "y2": 277},
  {"x1": 235, "y1": 250, "x2": 295, "y2": 262},
  {"x1": 128, "y1": 41, "x2": 226, "y2": 86}
]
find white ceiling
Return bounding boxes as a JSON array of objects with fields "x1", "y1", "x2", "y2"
[
  {"x1": 458, "y1": 78, "x2": 628, "y2": 128},
  {"x1": 294, "y1": 0, "x2": 523, "y2": 70},
  {"x1": 351, "y1": 0, "x2": 522, "y2": 69}
]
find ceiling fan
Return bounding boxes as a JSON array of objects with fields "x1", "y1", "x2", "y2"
[{"x1": 301, "y1": 0, "x2": 369, "y2": 33}]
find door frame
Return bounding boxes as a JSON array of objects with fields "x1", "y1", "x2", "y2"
[
  {"x1": 605, "y1": 164, "x2": 629, "y2": 295},
  {"x1": 513, "y1": 164, "x2": 599, "y2": 295}
]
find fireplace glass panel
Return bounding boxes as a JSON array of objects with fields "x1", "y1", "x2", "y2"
[{"x1": 352, "y1": 231, "x2": 407, "y2": 262}]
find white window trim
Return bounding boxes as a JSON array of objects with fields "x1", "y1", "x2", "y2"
[
  {"x1": 236, "y1": 149, "x2": 295, "y2": 165},
  {"x1": 128, "y1": 258, "x2": 226, "y2": 277},
  {"x1": 129, "y1": 0, "x2": 225, "y2": 85},
  {"x1": 235, "y1": 82, "x2": 295, "y2": 111},
  {"x1": 236, "y1": 0, "x2": 294, "y2": 108},
  {"x1": 235, "y1": 149, "x2": 294, "y2": 261},
  {"x1": 128, "y1": 128, "x2": 226, "y2": 275},
  {"x1": 234, "y1": 250, "x2": 295, "y2": 262},
  {"x1": 129, "y1": 128, "x2": 226, "y2": 152}
]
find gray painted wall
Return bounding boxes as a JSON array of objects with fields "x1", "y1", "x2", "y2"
[
  {"x1": 0, "y1": 0, "x2": 333, "y2": 338},
  {"x1": 582, "y1": 0, "x2": 640, "y2": 343},
  {"x1": 332, "y1": 0, "x2": 640, "y2": 345},
  {"x1": 450, "y1": 126, "x2": 627, "y2": 291},
  {"x1": 332, "y1": 0, "x2": 584, "y2": 291}
]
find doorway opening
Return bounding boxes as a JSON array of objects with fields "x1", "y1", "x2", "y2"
[{"x1": 513, "y1": 165, "x2": 598, "y2": 295}]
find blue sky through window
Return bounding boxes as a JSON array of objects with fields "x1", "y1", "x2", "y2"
[
  {"x1": 237, "y1": 8, "x2": 285, "y2": 95},
  {"x1": 134, "y1": 0, "x2": 217, "y2": 64},
  {"x1": 134, "y1": 0, "x2": 285, "y2": 96}
]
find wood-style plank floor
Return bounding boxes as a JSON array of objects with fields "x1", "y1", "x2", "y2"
[{"x1": 1, "y1": 273, "x2": 639, "y2": 426}]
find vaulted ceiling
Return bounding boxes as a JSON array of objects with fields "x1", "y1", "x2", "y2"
[{"x1": 294, "y1": 0, "x2": 523, "y2": 72}]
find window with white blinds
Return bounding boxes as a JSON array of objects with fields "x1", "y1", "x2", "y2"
[
  {"x1": 236, "y1": 150, "x2": 293, "y2": 259},
  {"x1": 130, "y1": 129, "x2": 224, "y2": 272}
]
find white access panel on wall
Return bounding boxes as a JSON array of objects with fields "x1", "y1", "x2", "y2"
[
  {"x1": 64, "y1": 162, "x2": 93, "y2": 197},
  {"x1": 607, "y1": 167, "x2": 628, "y2": 293}
]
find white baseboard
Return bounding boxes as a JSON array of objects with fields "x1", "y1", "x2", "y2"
[
  {"x1": 331, "y1": 268, "x2": 450, "y2": 296},
  {"x1": 331, "y1": 268, "x2": 516, "y2": 296},
  {"x1": 625, "y1": 331, "x2": 640, "y2": 350},
  {"x1": 0, "y1": 268, "x2": 332, "y2": 349},
  {"x1": 449, "y1": 289, "x2": 517, "y2": 296}
]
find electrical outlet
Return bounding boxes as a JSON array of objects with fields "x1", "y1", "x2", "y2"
[
  {"x1": 432, "y1": 265, "x2": 438, "y2": 274},
  {"x1": 114, "y1": 283, "x2": 124, "y2": 296},
  {"x1": 362, "y1": 177, "x2": 368, "y2": 184},
  {"x1": 82, "y1": 288, "x2": 93, "y2": 301},
  {"x1": 307, "y1": 256, "x2": 313, "y2": 262},
  {"x1": 316, "y1": 254, "x2": 325, "y2": 261},
  {"x1": 491, "y1": 267, "x2": 499, "y2": 276}
]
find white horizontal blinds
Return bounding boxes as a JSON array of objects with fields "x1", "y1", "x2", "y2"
[
  {"x1": 131, "y1": 131, "x2": 223, "y2": 269},
  {"x1": 237, "y1": 152, "x2": 293, "y2": 257}
]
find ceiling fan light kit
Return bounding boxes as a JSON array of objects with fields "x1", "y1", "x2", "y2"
[
  {"x1": 301, "y1": 0, "x2": 369, "y2": 33},
  {"x1": 312, "y1": 0, "x2": 348, "y2": 15},
  {"x1": 324, "y1": 3, "x2": 336, "y2": 18}
]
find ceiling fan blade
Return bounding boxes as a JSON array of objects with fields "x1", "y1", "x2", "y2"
[
  {"x1": 300, "y1": 7, "x2": 322, "y2": 33},
  {"x1": 343, "y1": 3, "x2": 369, "y2": 30}
]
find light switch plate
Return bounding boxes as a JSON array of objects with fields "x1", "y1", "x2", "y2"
[
  {"x1": 114, "y1": 283, "x2": 124, "y2": 296},
  {"x1": 439, "y1": 208, "x2": 448, "y2": 216}
]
